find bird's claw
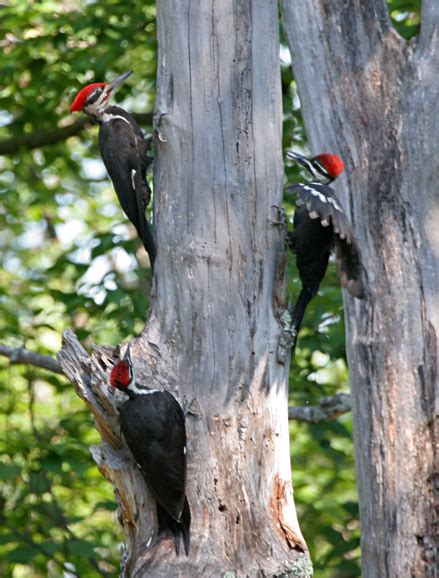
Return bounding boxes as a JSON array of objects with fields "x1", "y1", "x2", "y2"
[
  {"x1": 183, "y1": 395, "x2": 202, "y2": 419},
  {"x1": 154, "y1": 112, "x2": 169, "y2": 143},
  {"x1": 268, "y1": 205, "x2": 287, "y2": 227}
]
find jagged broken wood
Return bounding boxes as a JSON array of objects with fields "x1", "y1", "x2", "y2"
[
  {"x1": 58, "y1": 329, "x2": 162, "y2": 577},
  {"x1": 59, "y1": 322, "x2": 311, "y2": 577}
]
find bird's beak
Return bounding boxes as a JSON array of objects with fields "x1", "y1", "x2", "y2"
[
  {"x1": 286, "y1": 150, "x2": 315, "y2": 178},
  {"x1": 286, "y1": 150, "x2": 309, "y2": 167},
  {"x1": 103, "y1": 70, "x2": 133, "y2": 96},
  {"x1": 123, "y1": 344, "x2": 132, "y2": 364}
]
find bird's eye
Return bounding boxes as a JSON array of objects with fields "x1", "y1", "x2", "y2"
[{"x1": 86, "y1": 88, "x2": 103, "y2": 105}]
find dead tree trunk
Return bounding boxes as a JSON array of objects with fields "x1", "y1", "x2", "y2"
[
  {"x1": 282, "y1": 2, "x2": 438, "y2": 577},
  {"x1": 60, "y1": 2, "x2": 312, "y2": 576}
]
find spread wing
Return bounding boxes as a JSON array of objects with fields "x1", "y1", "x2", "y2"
[{"x1": 286, "y1": 182, "x2": 365, "y2": 298}]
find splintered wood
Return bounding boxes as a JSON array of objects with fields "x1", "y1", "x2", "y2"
[{"x1": 271, "y1": 474, "x2": 307, "y2": 552}]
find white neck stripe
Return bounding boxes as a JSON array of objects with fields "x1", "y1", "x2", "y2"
[
  {"x1": 128, "y1": 382, "x2": 160, "y2": 395},
  {"x1": 101, "y1": 112, "x2": 130, "y2": 125}
]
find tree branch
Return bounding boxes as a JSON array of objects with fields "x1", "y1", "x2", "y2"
[
  {"x1": 0, "y1": 113, "x2": 153, "y2": 156},
  {"x1": 0, "y1": 344, "x2": 63, "y2": 374},
  {"x1": 288, "y1": 393, "x2": 351, "y2": 423}
]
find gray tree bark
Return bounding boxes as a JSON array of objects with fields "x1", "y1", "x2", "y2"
[
  {"x1": 60, "y1": 1, "x2": 312, "y2": 576},
  {"x1": 282, "y1": 2, "x2": 438, "y2": 577}
]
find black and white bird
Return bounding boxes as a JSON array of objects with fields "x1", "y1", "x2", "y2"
[
  {"x1": 109, "y1": 350, "x2": 190, "y2": 555},
  {"x1": 70, "y1": 71, "x2": 155, "y2": 267},
  {"x1": 285, "y1": 151, "x2": 364, "y2": 353}
]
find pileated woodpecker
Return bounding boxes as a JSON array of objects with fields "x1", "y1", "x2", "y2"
[
  {"x1": 285, "y1": 151, "x2": 364, "y2": 353},
  {"x1": 109, "y1": 351, "x2": 190, "y2": 555},
  {"x1": 70, "y1": 71, "x2": 156, "y2": 267}
]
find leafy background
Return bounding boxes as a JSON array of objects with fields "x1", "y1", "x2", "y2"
[{"x1": 0, "y1": 1, "x2": 420, "y2": 576}]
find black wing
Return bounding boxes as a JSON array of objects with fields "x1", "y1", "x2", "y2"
[
  {"x1": 99, "y1": 113, "x2": 156, "y2": 266},
  {"x1": 286, "y1": 182, "x2": 364, "y2": 298},
  {"x1": 119, "y1": 391, "x2": 187, "y2": 521},
  {"x1": 288, "y1": 205, "x2": 332, "y2": 292}
]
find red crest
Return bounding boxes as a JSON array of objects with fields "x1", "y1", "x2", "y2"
[
  {"x1": 70, "y1": 82, "x2": 106, "y2": 112},
  {"x1": 110, "y1": 359, "x2": 132, "y2": 388},
  {"x1": 314, "y1": 154, "x2": 345, "y2": 179}
]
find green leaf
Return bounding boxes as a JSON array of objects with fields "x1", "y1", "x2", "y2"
[
  {"x1": 94, "y1": 500, "x2": 118, "y2": 512},
  {"x1": 3, "y1": 545, "x2": 39, "y2": 563},
  {"x1": 66, "y1": 538, "x2": 96, "y2": 559},
  {"x1": 0, "y1": 463, "x2": 21, "y2": 480}
]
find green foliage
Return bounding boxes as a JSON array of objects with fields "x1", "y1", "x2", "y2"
[
  {"x1": 0, "y1": 365, "x2": 119, "y2": 577},
  {"x1": 387, "y1": 0, "x2": 421, "y2": 39},
  {"x1": 0, "y1": 1, "x2": 420, "y2": 577},
  {"x1": 0, "y1": 1, "x2": 156, "y2": 576}
]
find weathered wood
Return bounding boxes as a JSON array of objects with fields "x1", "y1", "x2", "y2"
[
  {"x1": 58, "y1": 330, "x2": 158, "y2": 575},
  {"x1": 60, "y1": 2, "x2": 313, "y2": 576},
  {"x1": 282, "y1": 2, "x2": 438, "y2": 577}
]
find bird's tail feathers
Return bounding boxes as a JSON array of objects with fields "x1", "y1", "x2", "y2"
[
  {"x1": 157, "y1": 498, "x2": 191, "y2": 556},
  {"x1": 132, "y1": 162, "x2": 156, "y2": 269},
  {"x1": 290, "y1": 286, "x2": 316, "y2": 356},
  {"x1": 180, "y1": 498, "x2": 191, "y2": 556},
  {"x1": 138, "y1": 214, "x2": 156, "y2": 268}
]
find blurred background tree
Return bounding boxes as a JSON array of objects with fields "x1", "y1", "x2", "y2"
[{"x1": 0, "y1": 1, "x2": 420, "y2": 576}]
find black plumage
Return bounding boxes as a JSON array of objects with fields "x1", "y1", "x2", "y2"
[
  {"x1": 98, "y1": 106, "x2": 156, "y2": 266},
  {"x1": 119, "y1": 389, "x2": 190, "y2": 555},
  {"x1": 70, "y1": 72, "x2": 156, "y2": 267},
  {"x1": 286, "y1": 180, "x2": 364, "y2": 353}
]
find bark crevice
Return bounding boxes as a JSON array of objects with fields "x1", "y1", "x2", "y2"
[{"x1": 282, "y1": 2, "x2": 438, "y2": 576}]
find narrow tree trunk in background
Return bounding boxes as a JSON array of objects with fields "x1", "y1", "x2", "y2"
[
  {"x1": 61, "y1": 2, "x2": 312, "y2": 576},
  {"x1": 282, "y1": 2, "x2": 438, "y2": 577}
]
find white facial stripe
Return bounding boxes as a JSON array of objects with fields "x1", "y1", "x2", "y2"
[
  {"x1": 84, "y1": 91, "x2": 109, "y2": 117},
  {"x1": 313, "y1": 160, "x2": 331, "y2": 180},
  {"x1": 299, "y1": 157, "x2": 316, "y2": 176},
  {"x1": 131, "y1": 169, "x2": 136, "y2": 190}
]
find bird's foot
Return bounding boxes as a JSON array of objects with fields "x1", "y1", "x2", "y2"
[
  {"x1": 182, "y1": 395, "x2": 202, "y2": 419},
  {"x1": 154, "y1": 112, "x2": 169, "y2": 143},
  {"x1": 268, "y1": 205, "x2": 287, "y2": 227}
]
